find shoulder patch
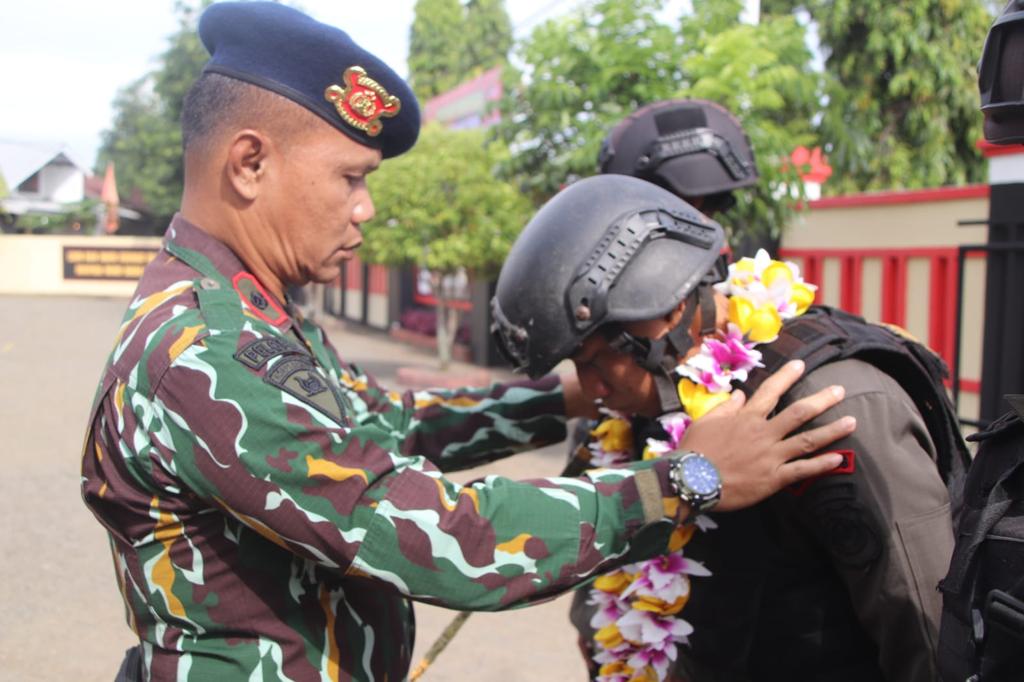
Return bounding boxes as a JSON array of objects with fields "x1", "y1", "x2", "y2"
[
  {"x1": 264, "y1": 356, "x2": 352, "y2": 425},
  {"x1": 803, "y1": 481, "x2": 883, "y2": 570},
  {"x1": 234, "y1": 336, "x2": 304, "y2": 369}
]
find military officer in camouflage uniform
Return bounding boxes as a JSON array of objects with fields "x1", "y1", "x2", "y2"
[{"x1": 80, "y1": 4, "x2": 856, "y2": 680}]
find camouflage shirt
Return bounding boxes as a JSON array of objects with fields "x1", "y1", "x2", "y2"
[{"x1": 81, "y1": 216, "x2": 686, "y2": 681}]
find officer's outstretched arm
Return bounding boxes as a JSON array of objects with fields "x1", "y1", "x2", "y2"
[{"x1": 678, "y1": 359, "x2": 855, "y2": 511}]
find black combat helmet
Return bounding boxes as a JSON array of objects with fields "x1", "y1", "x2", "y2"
[
  {"x1": 492, "y1": 175, "x2": 725, "y2": 407},
  {"x1": 598, "y1": 99, "x2": 758, "y2": 211},
  {"x1": 980, "y1": 0, "x2": 1024, "y2": 143}
]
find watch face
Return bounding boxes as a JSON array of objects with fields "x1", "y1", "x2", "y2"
[{"x1": 682, "y1": 455, "x2": 720, "y2": 496}]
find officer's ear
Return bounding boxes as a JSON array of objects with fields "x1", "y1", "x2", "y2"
[{"x1": 225, "y1": 129, "x2": 270, "y2": 201}]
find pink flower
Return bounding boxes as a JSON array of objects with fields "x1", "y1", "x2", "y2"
[
  {"x1": 588, "y1": 589, "x2": 629, "y2": 630},
  {"x1": 677, "y1": 324, "x2": 763, "y2": 392},
  {"x1": 622, "y1": 552, "x2": 709, "y2": 603},
  {"x1": 617, "y1": 608, "x2": 693, "y2": 647},
  {"x1": 628, "y1": 638, "x2": 682, "y2": 680},
  {"x1": 658, "y1": 413, "x2": 692, "y2": 449}
]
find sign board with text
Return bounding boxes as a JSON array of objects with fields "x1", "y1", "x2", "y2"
[{"x1": 62, "y1": 246, "x2": 158, "y2": 280}]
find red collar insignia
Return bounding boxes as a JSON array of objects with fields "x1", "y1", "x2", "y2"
[
  {"x1": 324, "y1": 66, "x2": 401, "y2": 137},
  {"x1": 232, "y1": 272, "x2": 288, "y2": 326}
]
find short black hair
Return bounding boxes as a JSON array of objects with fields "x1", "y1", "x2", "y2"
[{"x1": 180, "y1": 72, "x2": 309, "y2": 154}]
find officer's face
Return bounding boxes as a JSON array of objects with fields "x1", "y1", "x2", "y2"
[
  {"x1": 266, "y1": 122, "x2": 381, "y2": 285},
  {"x1": 570, "y1": 300, "x2": 716, "y2": 417},
  {"x1": 571, "y1": 316, "x2": 698, "y2": 417}
]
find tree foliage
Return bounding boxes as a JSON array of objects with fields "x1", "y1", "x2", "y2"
[
  {"x1": 494, "y1": 0, "x2": 682, "y2": 203},
  {"x1": 680, "y1": 0, "x2": 821, "y2": 243},
  {"x1": 363, "y1": 124, "x2": 532, "y2": 365},
  {"x1": 407, "y1": 0, "x2": 513, "y2": 102},
  {"x1": 97, "y1": 1, "x2": 210, "y2": 228},
  {"x1": 464, "y1": 0, "x2": 514, "y2": 77},
  {"x1": 97, "y1": 77, "x2": 186, "y2": 226},
  {"x1": 763, "y1": 0, "x2": 994, "y2": 192},
  {"x1": 408, "y1": 0, "x2": 467, "y2": 102},
  {"x1": 493, "y1": 0, "x2": 821, "y2": 244}
]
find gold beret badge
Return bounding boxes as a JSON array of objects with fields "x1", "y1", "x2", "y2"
[{"x1": 324, "y1": 66, "x2": 401, "y2": 137}]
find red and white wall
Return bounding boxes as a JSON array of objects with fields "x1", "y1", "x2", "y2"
[{"x1": 780, "y1": 186, "x2": 990, "y2": 422}]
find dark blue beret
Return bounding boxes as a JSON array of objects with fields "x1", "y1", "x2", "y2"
[{"x1": 198, "y1": 1, "x2": 420, "y2": 158}]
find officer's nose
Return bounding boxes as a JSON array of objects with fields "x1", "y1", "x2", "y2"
[{"x1": 353, "y1": 187, "x2": 376, "y2": 226}]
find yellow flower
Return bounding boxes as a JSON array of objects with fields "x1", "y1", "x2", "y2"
[
  {"x1": 594, "y1": 570, "x2": 633, "y2": 595},
  {"x1": 677, "y1": 379, "x2": 731, "y2": 420},
  {"x1": 747, "y1": 303, "x2": 783, "y2": 342},
  {"x1": 632, "y1": 593, "x2": 690, "y2": 616},
  {"x1": 591, "y1": 417, "x2": 633, "y2": 453},
  {"x1": 733, "y1": 257, "x2": 757, "y2": 273},
  {"x1": 668, "y1": 523, "x2": 697, "y2": 552},
  {"x1": 628, "y1": 667, "x2": 660, "y2": 682},
  {"x1": 728, "y1": 296, "x2": 782, "y2": 343},
  {"x1": 791, "y1": 281, "x2": 816, "y2": 315},
  {"x1": 727, "y1": 295, "x2": 753, "y2": 329},
  {"x1": 599, "y1": 662, "x2": 634, "y2": 677},
  {"x1": 594, "y1": 623, "x2": 625, "y2": 649},
  {"x1": 761, "y1": 261, "x2": 794, "y2": 288}
]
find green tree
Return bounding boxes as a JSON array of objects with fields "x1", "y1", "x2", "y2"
[
  {"x1": 494, "y1": 0, "x2": 822, "y2": 244},
  {"x1": 97, "y1": 77, "x2": 185, "y2": 225},
  {"x1": 408, "y1": 0, "x2": 468, "y2": 102},
  {"x1": 463, "y1": 0, "x2": 513, "y2": 74},
  {"x1": 679, "y1": 0, "x2": 822, "y2": 244},
  {"x1": 97, "y1": 1, "x2": 210, "y2": 228},
  {"x1": 363, "y1": 124, "x2": 532, "y2": 367},
  {"x1": 155, "y1": 1, "x2": 212, "y2": 124},
  {"x1": 493, "y1": 0, "x2": 683, "y2": 203},
  {"x1": 764, "y1": 0, "x2": 994, "y2": 192}
]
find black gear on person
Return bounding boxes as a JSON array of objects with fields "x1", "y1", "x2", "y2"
[
  {"x1": 979, "y1": 0, "x2": 1024, "y2": 143},
  {"x1": 599, "y1": 99, "x2": 758, "y2": 202},
  {"x1": 490, "y1": 175, "x2": 725, "y2": 412}
]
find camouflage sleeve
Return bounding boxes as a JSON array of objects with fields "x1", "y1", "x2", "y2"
[
  {"x1": 153, "y1": 336, "x2": 684, "y2": 611},
  {"x1": 397, "y1": 375, "x2": 568, "y2": 472},
  {"x1": 314, "y1": 331, "x2": 568, "y2": 472}
]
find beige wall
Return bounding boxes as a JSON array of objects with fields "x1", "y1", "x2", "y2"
[
  {"x1": 781, "y1": 194, "x2": 989, "y2": 422},
  {"x1": 368, "y1": 293, "x2": 388, "y2": 329},
  {"x1": 0, "y1": 234, "x2": 162, "y2": 298},
  {"x1": 784, "y1": 196, "x2": 989, "y2": 249}
]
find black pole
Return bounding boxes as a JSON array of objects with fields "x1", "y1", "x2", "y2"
[
  {"x1": 979, "y1": 183, "x2": 1024, "y2": 422},
  {"x1": 953, "y1": 244, "x2": 968, "y2": 413}
]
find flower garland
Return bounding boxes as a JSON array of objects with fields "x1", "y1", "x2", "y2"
[{"x1": 585, "y1": 250, "x2": 817, "y2": 682}]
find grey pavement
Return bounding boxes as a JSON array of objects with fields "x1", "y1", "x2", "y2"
[{"x1": 0, "y1": 295, "x2": 586, "y2": 681}]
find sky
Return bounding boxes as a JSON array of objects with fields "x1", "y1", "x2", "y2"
[{"x1": 1, "y1": 0, "x2": 738, "y2": 171}]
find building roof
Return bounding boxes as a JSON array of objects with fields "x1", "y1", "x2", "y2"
[{"x1": 0, "y1": 140, "x2": 86, "y2": 190}]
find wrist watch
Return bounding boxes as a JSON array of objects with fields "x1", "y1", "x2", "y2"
[{"x1": 668, "y1": 451, "x2": 722, "y2": 518}]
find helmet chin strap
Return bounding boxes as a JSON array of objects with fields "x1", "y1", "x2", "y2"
[{"x1": 607, "y1": 284, "x2": 719, "y2": 414}]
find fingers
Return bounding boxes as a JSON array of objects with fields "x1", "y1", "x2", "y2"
[
  {"x1": 778, "y1": 415, "x2": 856, "y2": 460},
  {"x1": 769, "y1": 384, "x2": 846, "y2": 438},
  {"x1": 745, "y1": 360, "x2": 805, "y2": 416},
  {"x1": 775, "y1": 451, "x2": 847, "y2": 488}
]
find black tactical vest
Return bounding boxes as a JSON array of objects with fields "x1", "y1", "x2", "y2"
[
  {"x1": 938, "y1": 397, "x2": 1024, "y2": 682},
  {"x1": 665, "y1": 305, "x2": 970, "y2": 681}
]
